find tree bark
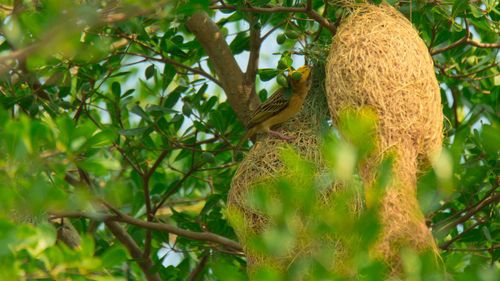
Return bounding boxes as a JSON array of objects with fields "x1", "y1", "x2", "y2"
[
  {"x1": 105, "y1": 221, "x2": 162, "y2": 281},
  {"x1": 185, "y1": 12, "x2": 260, "y2": 127}
]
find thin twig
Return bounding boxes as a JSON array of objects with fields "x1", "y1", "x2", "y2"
[
  {"x1": 211, "y1": 2, "x2": 336, "y2": 35},
  {"x1": 105, "y1": 221, "x2": 162, "y2": 281},
  {"x1": 447, "y1": 245, "x2": 500, "y2": 252},
  {"x1": 438, "y1": 219, "x2": 486, "y2": 250},
  {"x1": 434, "y1": 192, "x2": 500, "y2": 235},
  {"x1": 188, "y1": 254, "x2": 210, "y2": 281},
  {"x1": 152, "y1": 165, "x2": 201, "y2": 214},
  {"x1": 431, "y1": 18, "x2": 500, "y2": 55}
]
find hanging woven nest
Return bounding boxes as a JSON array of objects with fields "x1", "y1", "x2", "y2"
[
  {"x1": 228, "y1": 64, "x2": 353, "y2": 274},
  {"x1": 325, "y1": 3, "x2": 443, "y2": 270}
]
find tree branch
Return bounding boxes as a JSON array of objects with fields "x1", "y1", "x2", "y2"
[
  {"x1": 142, "y1": 150, "x2": 169, "y2": 258},
  {"x1": 51, "y1": 210, "x2": 243, "y2": 252},
  {"x1": 211, "y1": 3, "x2": 336, "y2": 35},
  {"x1": 185, "y1": 12, "x2": 261, "y2": 126},
  {"x1": 245, "y1": 12, "x2": 262, "y2": 80},
  {"x1": 446, "y1": 245, "x2": 500, "y2": 252},
  {"x1": 434, "y1": 192, "x2": 500, "y2": 236},
  {"x1": 115, "y1": 51, "x2": 222, "y2": 86},
  {"x1": 188, "y1": 254, "x2": 210, "y2": 281},
  {"x1": 431, "y1": 17, "x2": 500, "y2": 55},
  {"x1": 105, "y1": 221, "x2": 161, "y2": 281},
  {"x1": 438, "y1": 219, "x2": 486, "y2": 250},
  {"x1": 152, "y1": 164, "x2": 200, "y2": 214},
  {"x1": 432, "y1": 181, "x2": 499, "y2": 229},
  {"x1": 261, "y1": 19, "x2": 288, "y2": 41}
]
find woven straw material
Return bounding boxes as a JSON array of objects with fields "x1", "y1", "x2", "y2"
[
  {"x1": 326, "y1": 3, "x2": 443, "y2": 270},
  {"x1": 228, "y1": 66, "x2": 346, "y2": 274}
]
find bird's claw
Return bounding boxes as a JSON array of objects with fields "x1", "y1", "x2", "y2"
[{"x1": 268, "y1": 130, "x2": 296, "y2": 140}]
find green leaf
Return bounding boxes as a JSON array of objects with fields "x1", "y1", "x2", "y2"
[
  {"x1": 291, "y1": 71, "x2": 302, "y2": 81},
  {"x1": 229, "y1": 33, "x2": 250, "y2": 55},
  {"x1": 484, "y1": 0, "x2": 497, "y2": 11},
  {"x1": 162, "y1": 64, "x2": 176, "y2": 91},
  {"x1": 32, "y1": 222, "x2": 57, "y2": 255},
  {"x1": 234, "y1": 150, "x2": 245, "y2": 162},
  {"x1": 282, "y1": 87, "x2": 293, "y2": 100},
  {"x1": 101, "y1": 246, "x2": 128, "y2": 268},
  {"x1": 118, "y1": 127, "x2": 148, "y2": 136},
  {"x1": 209, "y1": 110, "x2": 226, "y2": 132},
  {"x1": 130, "y1": 104, "x2": 152, "y2": 123},
  {"x1": 146, "y1": 105, "x2": 177, "y2": 115},
  {"x1": 469, "y1": 4, "x2": 485, "y2": 17},
  {"x1": 0, "y1": 219, "x2": 16, "y2": 257},
  {"x1": 452, "y1": 0, "x2": 469, "y2": 17},
  {"x1": 250, "y1": 0, "x2": 270, "y2": 6},
  {"x1": 111, "y1": 81, "x2": 121, "y2": 100},
  {"x1": 0, "y1": 108, "x2": 8, "y2": 127},
  {"x1": 171, "y1": 114, "x2": 183, "y2": 123},
  {"x1": 200, "y1": 194, "x2": 222, "y2": 217},
  {"x1": 121, "y1": 89, "x2": 135, "y2": 99},
  {"x1": 193, "y1": 120, "x2": 209, "y2": 132},
  {"x1": 285, "y1": 29, "x2": 299, "y2": 39},
  {"x1": 481, "y1": 226, "x2": 492, "y2": 242},
  {"x1": 145, "y1": 64, "x2": 155, "y2": 80},
  {"x1": 164, "y1": 86, "x2": 187, "y2": 108},
  {"x1": 277, "y1": 55, "x2": 293, "y2": 69},
  {"x1": 202, "y1": 96, "x2": 219, "y2": 113},
  {"x1": 276, "y1": 33, "x2": 286, "y2": 44},
  {"x1": 84, "y1": 130, "x2": 115, "y2": 149},
  {"x1": 258, "y1": 89, "x2": 268, "y2": 101},
  {"x1": 196, "y1": 83, "x2": 208, "y2": 97},
  {"x1": 212, "y1": 256, "x2": 249, "y2": 281},
  {"x1": 201, "y1": 152, "x2": 216, "y2": 164},
  {"x1": 0, "y1": 96, "x2": 21, "y2": 110},
  {"x1": 182, "y1": 103, "x2": 192, "y2": 116},
  {"x1": 277, "y1": 74, "x2": 288, "y2": 88},
  {"x1": 259, "y1": 68, "x2": 279, "y2": 81}
]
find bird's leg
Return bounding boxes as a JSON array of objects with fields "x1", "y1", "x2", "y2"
[{"x1": 267, "y1": 129, "x2": 296, "y2": 140}]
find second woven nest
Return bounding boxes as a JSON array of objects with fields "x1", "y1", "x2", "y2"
[{"x1": 325, "y1": 3, "x2": 443, "y2": 268}]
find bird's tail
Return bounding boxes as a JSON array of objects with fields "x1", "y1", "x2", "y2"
[
  {"x1": 232, "y1": 129, "x2": 255, "y2": 162},
  {"x1": 234, "y1": 129, "x2": 252, "y2": 151},
  {"x1": 235, "y1": 128, "x2": 254, "y2": 151}
]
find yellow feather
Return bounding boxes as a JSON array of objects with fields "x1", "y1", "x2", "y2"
[{"x1": 236, "y1": 65, "x2": 313, "y2": 150}]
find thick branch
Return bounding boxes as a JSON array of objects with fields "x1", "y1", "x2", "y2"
[
  {"x1": 117, "y1": 213, "x2": 242, "y2": 252},
  {"x1": 185, "y1": 12, "x2": 260, "y2": 126},
  {"x1": 105, "y1": 221, "x2": 161, "y2": 281},
  {"x1": 245, "y1": 13, "x2": 262, "y2": 80}
]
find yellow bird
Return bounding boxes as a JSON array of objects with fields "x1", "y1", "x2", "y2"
[{"x1": 237, "y1": 65, "x2": 313, "y2": 148}]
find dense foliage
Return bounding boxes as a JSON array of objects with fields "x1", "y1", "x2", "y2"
[{"x1": 0, "y1": 0, "x2": 498, "y2": 280}]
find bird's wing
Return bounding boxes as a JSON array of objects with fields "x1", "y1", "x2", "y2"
[{"x1": 247, "y1": 88, "x2": 290, "y2": 129}]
